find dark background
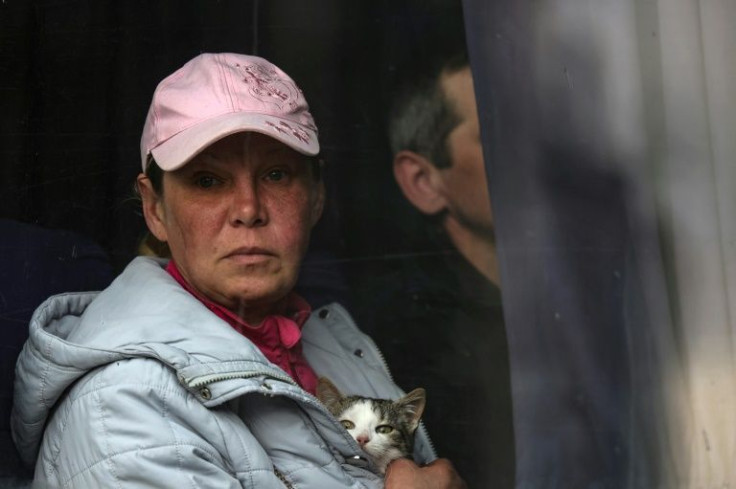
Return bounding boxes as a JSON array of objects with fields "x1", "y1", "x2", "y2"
[{"x1": 0, "y1": 0, "x2": 466, "y2": 273}]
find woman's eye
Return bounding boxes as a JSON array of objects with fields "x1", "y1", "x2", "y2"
[
  {"x1": 266, "y1": 169, "x2": 287, "y2": 182},
  {"x1": 340, "y1": 420, "x2": 355, "y2": 430},
  {"x1": 196, "y1": 176, "x2": 219, "y2": 188},
  {"x1": 376, "y1": 425, "x2": 394, "y2": 434}
]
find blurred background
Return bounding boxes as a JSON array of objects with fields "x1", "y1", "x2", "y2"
[{"x1": 466, "y1": 0, "x2": 736, "y2": 487}]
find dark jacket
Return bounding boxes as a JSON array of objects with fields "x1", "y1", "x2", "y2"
[{"x1": 350, "y1": 248, "x2": 515, "y2": 489}]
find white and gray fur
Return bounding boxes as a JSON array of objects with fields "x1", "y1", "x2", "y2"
[{"x1": 316, "y1": 377, "x2": 426, "y2": 475}]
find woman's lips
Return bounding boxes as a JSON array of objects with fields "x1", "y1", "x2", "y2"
[{"x1": 224, "y1": 247, "x2": 275, "y2": 265}]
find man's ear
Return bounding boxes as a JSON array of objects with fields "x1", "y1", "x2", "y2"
[
  {"x1": 310, "y1": 180, "x2": 326, "y2": 227},
  {"x1": 136, "y1": 173, "x2": 169, "y2": 243},
  {"x1": 393, "y1": 150, "x2": 447, "y2": 216}
]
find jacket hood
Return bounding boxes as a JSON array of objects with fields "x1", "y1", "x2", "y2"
[{"x1": 11, "y1": 257, "x2": 287, "y2": 465}]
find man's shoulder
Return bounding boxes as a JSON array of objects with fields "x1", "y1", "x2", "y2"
[{"x1": 350, "y1": 252, "x2": 479, "y2": 318}]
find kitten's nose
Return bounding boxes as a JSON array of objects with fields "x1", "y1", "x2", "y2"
[{"x1": 356, "y1": 435, "x2": 370, "y2": 446}]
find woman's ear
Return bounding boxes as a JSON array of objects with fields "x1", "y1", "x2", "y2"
[
  {"x1": 393, "y1": 150, "x2": 448, "y2": 216},
  {"x1": 136, "y1": 173, "x2": 169, "y2": 243},
  {"x1": 310, "y1": 180, "x2": 326, "y2": 227}
]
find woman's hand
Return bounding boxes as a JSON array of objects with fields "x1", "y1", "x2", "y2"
[{"x1": 384, "y1": 458, "x2": 468, "y2": 489}]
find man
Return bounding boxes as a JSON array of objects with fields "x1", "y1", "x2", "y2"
[
  {"x1": 354, "y1": 51, "x2": 515, "y2": 489},
  {"x1": 389, "y1": 52, "x2": 498, "y2": 286}
]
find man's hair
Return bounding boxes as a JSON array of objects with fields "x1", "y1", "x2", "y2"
[{"x1": 388, "y1": 51, "x2": 469, "y2": 169}]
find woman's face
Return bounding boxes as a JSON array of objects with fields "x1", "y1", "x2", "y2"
[{"x1": 138, "y1": 132, "x2": 324, "y2": 324}]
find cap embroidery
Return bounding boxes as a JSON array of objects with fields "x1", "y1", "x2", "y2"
[
  {"x1": 236, "y1": 62, "x2": 300, "y2": 111},
  {"x1": 264, "y1": 120, "x2": 312, "y2": 144},
  {"x1": 264, "y1": 120, "x2": 289, "y2": 135}
]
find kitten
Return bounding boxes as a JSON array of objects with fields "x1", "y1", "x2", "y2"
[{"x1": 316, "y1": 377, "x2": 426, "y2": 475}]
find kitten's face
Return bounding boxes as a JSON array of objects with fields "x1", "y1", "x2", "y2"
[
  {"x1": 316, "y1": 377, "x2": 426, "y2": 474},
  {"x1": 337, "y1": 399, "x2": 408, "y2": 469}
]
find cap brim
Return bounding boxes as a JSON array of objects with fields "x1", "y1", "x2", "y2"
[{"x1": 149, "y1": 112, "x2": 319, "y2": 171}]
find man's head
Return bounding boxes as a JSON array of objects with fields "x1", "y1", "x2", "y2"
[
  {"x1": 388, "y1": 52, "x2": 468, "y2": 171},
  {"x1": 389, "y1": 52, "x2": 497, "y2": 282},
  {"x1": 136, "y1": 53, "x2": 325, "y2": 323}
]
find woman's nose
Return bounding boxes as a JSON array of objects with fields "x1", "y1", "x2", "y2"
[{"x1": 229, "y1": 179, "x2": 267, "y2": 227}]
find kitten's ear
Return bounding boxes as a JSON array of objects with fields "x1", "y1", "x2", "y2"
[
  {"x1": 397, "y1": 388, "x2": 426, "y2": 432},
  {"x1": 316, "y1": 377, "x2": 343, "y2": 411}
]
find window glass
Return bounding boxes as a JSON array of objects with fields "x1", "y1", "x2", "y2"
[{"x1": 2, "y1": 1, "x2": 735, "y2": 488}]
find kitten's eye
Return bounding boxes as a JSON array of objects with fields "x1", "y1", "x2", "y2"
[
  {"x1": 376, "y1": 425, "x2": 394, "y2": 434},
  {"x1": 340, "y1": 420, "x2": 355, "y2": 430}
]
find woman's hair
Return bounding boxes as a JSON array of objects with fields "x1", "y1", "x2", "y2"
[
  {"x1": 137, "y1": 230, "x2": 171, "y2": 258},
  {"x1": 133, "y1": 157, "x2": 168, "y2": 257},
  {"x1": 144, "y1": 156, "x2": 165, "y2": 194}
]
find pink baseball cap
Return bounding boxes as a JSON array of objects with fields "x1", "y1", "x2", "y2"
[{"x1": 140, "y1": 52, "x2": 319, "y2": 171}]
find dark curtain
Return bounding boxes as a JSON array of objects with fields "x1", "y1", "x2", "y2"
[{"x1": 462, "y1": 0, "x2": 678, "y2": 487}]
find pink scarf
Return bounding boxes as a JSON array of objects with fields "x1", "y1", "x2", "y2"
[{"x1": 166, "y1": 261, "x2": 318, "y2": 395}]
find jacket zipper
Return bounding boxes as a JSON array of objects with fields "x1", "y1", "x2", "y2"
[
  {"x1": 181, "y1": 370, "x2": 298, "y2": 389},
  {"x1": 181, "y1": 306, "x2": 436, "y2": 460},
  {"x1": 180, "y1": 368, "x2": 355, "y2": 441},
  {"x1": 273, "y1": 467, "x2": 295, "y2": 489},
  {"x1": 184, "y1": 368, "x2": 372, "y2": 477}
]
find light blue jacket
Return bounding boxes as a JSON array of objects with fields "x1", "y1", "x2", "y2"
[{"x1": 11, "y1": 257, "x2": 435, "y2": 488}]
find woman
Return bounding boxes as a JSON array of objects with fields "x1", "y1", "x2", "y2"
[{"x1": 11, "y1": 53, "x2": 465, "y2": 488}]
